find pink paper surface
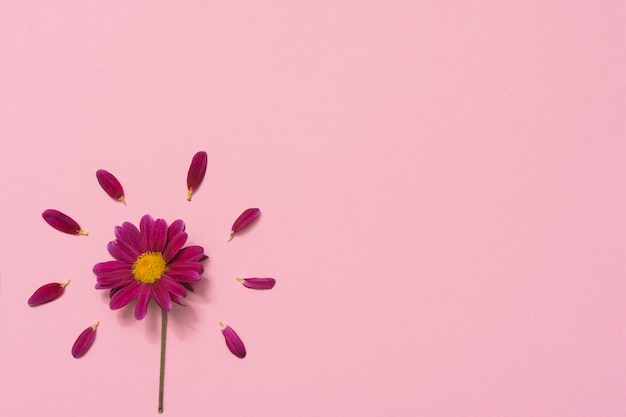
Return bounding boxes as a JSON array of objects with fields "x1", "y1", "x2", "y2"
[{"x1": 1, "y1": 1, "x2": 625, "y2": 416}]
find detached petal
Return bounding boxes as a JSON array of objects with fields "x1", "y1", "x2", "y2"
[
  {"x1": 28, "y1": 281, "x2": 70, "y2": 306},
  {"x1": 72, "y1": 322, "x2": 99, "y2": 358},
  {"x1": 236, "y1": 277, "x2": 276, "y2": 290},
  {"x1": 42, "y1": 209, "x2": 87, "y2": 235},
  {"x1": 186, "y1": 151, "x2": 207, "y2": 201},
  {"x1": 228, "y1": 208, "x2": 260, "y2": 241},
  {"x1": 96, "y1": 169, "x2": 126, "y2": 204},
  {"x1": 220, "y1": 323, "x2": 246, "y2": 358}
]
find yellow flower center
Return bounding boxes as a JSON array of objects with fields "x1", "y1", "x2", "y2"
[{"x1": 132, "y1": 252, "x2": 167, "y2": 283}]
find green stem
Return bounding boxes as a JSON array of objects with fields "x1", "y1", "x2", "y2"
[{"x1": 158, "y1": 309, "x2": 168, "y2": 414}]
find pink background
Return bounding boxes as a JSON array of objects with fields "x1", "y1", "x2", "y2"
[{"x1": 1, "y1": 1, "x2": 626, "y2": 416}]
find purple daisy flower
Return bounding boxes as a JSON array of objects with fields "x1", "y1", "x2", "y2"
[{"x1": 93, "y1": 214, "x2": 207, "y2": 320}]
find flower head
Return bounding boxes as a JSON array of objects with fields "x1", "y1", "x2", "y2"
[{"x1": 93, "y1": 214, "x2": 207, "y2": 320}]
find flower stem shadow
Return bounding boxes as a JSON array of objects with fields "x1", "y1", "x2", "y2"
[{"x1": 169, "y1": 274, "x2": 212, "y2": 340}]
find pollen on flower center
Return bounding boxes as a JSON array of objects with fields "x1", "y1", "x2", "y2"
[{"x1": 132, "y1": 252, "x2": 167, "y2": 283}]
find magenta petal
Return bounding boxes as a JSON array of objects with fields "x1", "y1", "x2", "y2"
[
  {"x1": 220, "y1": 323, "x2": 246, "y2": 358},
  {"x1": 167, "y1": 219, "x2": 186, "y2": 238},
  {"x1": 159, "y1": 276, "x2": 188, "y2": 299},
  {"x1": 163, "y1": 220, "x2": 187, "y2": 261},
  {"x1": 165, "y1": 270, "x2": 200, "y2": 283},
  {"x1": 170, "y1": 245, "x2": 205, "y2": 263},
  {"x1": 162, "y1": 231, "x2": 188, "y2": 262},
  {"x1": 107, "y1": 241, "x2": 137, "y2": 264},
  {"x1": 95, "y1": 271, "x2": 133, "y2": 289},
  {"x1": 139, "y1": 214, "x2": 155, "y2": 252},
  {"x1": 28, "y1": 281, "x2": 70, "y2": 306},
  {"x1": 42, "y1": 209, "x2": 87, "y2": 235},
  {"x1": 228, "y1": 208, "x2": 260, "y2": 241},
  {"x1": 96, "y1": 169, "x2": 125, "y2": 204},
  {"x1": 115, "y1": 222, "x2": 141, "y2": 248},
  {"x1": 150, "y1": 283, "x2": 172, "y2": 312},
  {"x1": 93, "y1": 260, "x2": 131, "y2": 275},
  {"x1": 236, "y1": 277, "x2": 276, "y2": 290},
  {"x1": 94, "y1": 263, "x2": 133, "y2": 288},
  {"x1": 151, "y1": 219, "x2": 168, "y2": 252},
  {"x1": 115, "y1": 238, "x2": 141, "y2": 260},
  {"x1": 72, "y1": 322, "x2": 98, "y2": 358},
  {"x1": 135, "y1": 285, "x2": 151, "y2": 320},
  {"x1": 95, "y1": 279, "x2": 133, "y2": 290},
  {"x1": 110, "y1": 281, "x2": 140, "y2": 310},
  {"x1": 167, "y1": 261, "x2": 204, "y2": 273},
  {"x1": 186, "y1": 151, "x2": 207, "y2": 201}
]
